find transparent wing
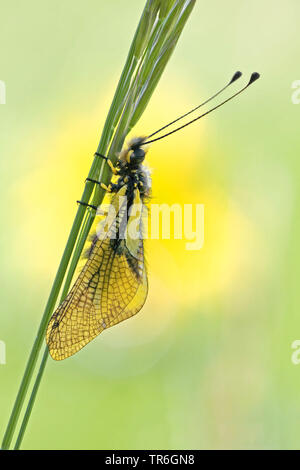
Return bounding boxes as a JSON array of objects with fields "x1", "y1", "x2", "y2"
[{"x1": 46, "y1": 188, "x2": 148, "y2": 360}]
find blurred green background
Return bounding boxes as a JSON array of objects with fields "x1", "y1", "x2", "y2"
[{"x1": 1, "y1": 0, "x2": 300, "y2": 450}]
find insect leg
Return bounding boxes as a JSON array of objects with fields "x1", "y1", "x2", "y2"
[
  {"x1": 76, "y1": 200, "x2": 98, "y2": 210},
  {"x1": 94, "y1": 152, "x2": 108, "y2": 160},
  {"x1": 94, "y1": 152, "x2": 119, "y2": 175}
]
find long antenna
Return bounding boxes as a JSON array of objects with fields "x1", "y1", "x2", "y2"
[
  {"x1": 146, "y1": 71, "x2": 242, "y2": 140},
  {"x1": 142, "y1": 72, "x2": 260, "y2": 146}
]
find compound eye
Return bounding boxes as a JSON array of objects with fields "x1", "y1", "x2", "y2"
[{"x1": 131, "y1": 148, "x2": 145, "y2": 163}]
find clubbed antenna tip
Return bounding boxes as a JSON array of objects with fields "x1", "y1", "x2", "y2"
[
  {"x1": 142, "y1": 70, "x2": 261, "y2": 146},
  {"x1": 248, "y1": 72, "x2": 260, "y2": 86},
  {"x1": 230, "y1": 71, "x2": 242, "y2": 84}
]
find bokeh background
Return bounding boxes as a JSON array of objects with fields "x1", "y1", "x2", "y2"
[{"x1": 1, "y1": 0, "x2": 300, "y2": 450}]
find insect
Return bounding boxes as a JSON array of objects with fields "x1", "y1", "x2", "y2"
[{"x1": 46, "y1": 71, "x2": 260, "y2": 360}]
